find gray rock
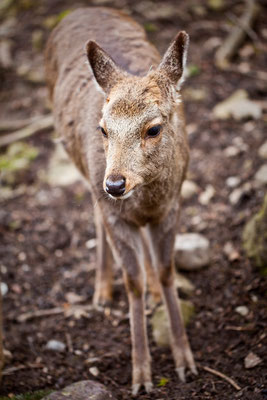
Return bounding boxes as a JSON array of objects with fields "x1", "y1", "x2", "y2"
[
  {"x1": 254, "y1": 164, "x2": 267, "y2": 185},
  {"x1": 198, "y1": 185, "x2": 215, "y2": 205},
  {"x1": 181, "y1": 180, "x2": 199, "y2": 200},
  {"x1": 244, "y1": 352, "x2": 262, "y2": 369},
  {"x1": 258, "y1": 141, "x2": 267, "y2": 159},
  {"x1": 226, "y1": 176, "x2": 241, "y2": 188},
  {"x1": 151, "y1": 301, "x2": 195, "y2": 347},
  {"x1": 175, "y1": 233, "x2": 210, "y2": 271},
  {"x1": 43, "y1": 380, "x2": 116, "y2": 400},
  {"x1": 175, "y1": 272, "x2": 195, "y2": 296},
  {"x1": 213, "y1": 89, "x2": 262, "y2": 120},
  {"x1": 235, "y1": 305, "x2": 249, "y2": 316},
  {"x1": 0, "y1": 282, "x2": 8, "y2": 296},
  {"x1": 46, "y1": 340, "x2": 66, "y2": 352}
]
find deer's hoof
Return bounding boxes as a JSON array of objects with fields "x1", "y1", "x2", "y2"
[{"x1": 132, "y1": 381, "x2": 153, "y2": 396}]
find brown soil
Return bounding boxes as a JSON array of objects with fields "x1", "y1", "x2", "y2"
[{"x1": 0, "y1": 0, "x2": 266, "y2": 399}]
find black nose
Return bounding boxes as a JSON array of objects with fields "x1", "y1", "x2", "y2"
[{"x1": 106, "y1": 175, "x2": 126, "y2": 197}]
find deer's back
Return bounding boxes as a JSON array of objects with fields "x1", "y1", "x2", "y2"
[{"x1": 45, "y1": 7, "x2": 160, "y2": 179}]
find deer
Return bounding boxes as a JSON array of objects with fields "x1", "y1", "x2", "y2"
[{"x1": 45, "y1": 7, "x2": 197, "y2": 395}]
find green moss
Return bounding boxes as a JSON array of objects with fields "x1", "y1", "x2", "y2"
[
  {"x1": 144, "y1": 22, "x2": 158, "y2": 32},
  {"x1": 43, "y1": 9, "x2": 72, "y2": 30},
  {"x1": 0, "y1": 142, "x2": 38, "y2": 172},
  {"x1": 0, "y1": 390, "x2": 52, "y2": 400},
  {"x1": 243, "y1": 194, "x2": 267, "y2": 269},
  {"x1": 157, "y1": 377, "x2": 169, "y2": 387}
]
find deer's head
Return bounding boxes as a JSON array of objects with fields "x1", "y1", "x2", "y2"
[{"x1": 86, "y1": 32, "x2": 189, "y2": 199}]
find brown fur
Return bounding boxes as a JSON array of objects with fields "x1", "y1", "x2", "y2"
[{"x1": 45, "y1": 7, "x2": 196, "y2": 395}]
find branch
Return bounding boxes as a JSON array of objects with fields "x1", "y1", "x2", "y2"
[
  {"x1": 215, "y1": 0, "x2": 259, "y2": 69},
  {"x1": 0, "y1": 114, "x2": 53, "y2": 147},
  {"x1": 202, "y1": 366, "x2": 241, "y2": 391}
]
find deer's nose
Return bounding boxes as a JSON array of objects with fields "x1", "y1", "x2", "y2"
[{"x1": 106, "y1": 175, "x2": 126, "y2": 197}]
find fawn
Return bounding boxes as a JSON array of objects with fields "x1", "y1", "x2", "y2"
[{"x1": 45, "y1": 7, "x2": 197, "y2": 395}]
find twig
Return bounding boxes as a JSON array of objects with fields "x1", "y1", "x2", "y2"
[
  {"x1": 65, "y1": 333, "x2": 73, "y2": 353},
  {"x1": 0, "y1": 116, "x2": 42, "y2": 133},
  {"x1": 215, "y1": 0, "x2": 259, "y2": 69},
  {"x1": 2, "y1": 363, "x2": 43, "y2": 376},
  {"x1": 0, "y1": 114, "x2": 53, "y2": 147},
  {"x1": 16, "y1": 304, "x2": 105, "y2": 323},
  {"x1": 202, "y1": 366, "x2": 241, "y2": 391}
]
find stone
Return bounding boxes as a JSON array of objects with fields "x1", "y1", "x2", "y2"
[
  {"x1": 226, "y1": 176, "x2": 241, "y2": 188},
  {"x1": 46, "y1": 143, "x2": 82, "y2": 186},
  {"x1": 199, "y1": 185, "x2": 215, "y2": 205},
  {"x1": 43, "y1": 380, "x2": 116, "y2": 400},
  {"x1": 235, "y1": 305, "x2": 249, "y2": 316},
  {"x1": 224, "y1": 146, "x2": 240, "y2": 157},
  {"x1": 258, "y1": 141, "x2": 267, "y2": 159},
  {"x1": 243, "y1": 194, "x2": 267, "y2": 269},
  {"x1": 254, "y1": 164, "x2": 267, "y2": 185},
  {"x1": 229, "y1": 183, "x2": 251, "y2": 205},
  {"x1": 175, "y1": 233, "x2": 210, "y2": 270},
  {"x1": 46, "y1": 340, "x2": 66, "y2": 352},
  {"x1": 213, "y1": 89, "x2": 262, "y2": 120},
  {"x1": 244, "y1": 352, "x2": 262, "y2": 369},
  {"x1": 151, "y1": 301, "x2": 195, "y2": 347},
  {"x1": 89, "y1": 366, "x2": 99, "y2": 377},
  {"x1": 181, "y1": 180, "x2": 199, "y2": 200},
  {"x1": 175, "y1": 272, "x2": 195, "y2": 296},
  {"x1": 0, "y1": 282, "x2": 8, "y2": 296}
]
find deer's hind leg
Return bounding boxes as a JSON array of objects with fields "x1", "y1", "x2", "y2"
[{"x1": 93, "y1": 205, "x2": 113, "y2": 306}]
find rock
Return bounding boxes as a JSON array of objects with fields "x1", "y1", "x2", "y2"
[
  {"x1": 175, "y1": 233, "x2": 210, "y2": 271},
  {"x1": 258, "y1": 141, "x2": 267, "y2": 159},
  {"x1": 254, "y1": 164, "x2": 267, "y2": 185},
  {"x1": 199, "y1": 185, "x2": 215, "y2": 205},
  {"x1": 89, "y1": 366, "x2": 99, "y2": 377},
  {"x1": 46, "y1": 143, "x2": 82, "y2": 186},
  {"x1": 85, "y1": 238, "x2": 97, "y2": 250},
  {"x1": 224, "y1": 146, "x2": 240, "y2": 157},
  {"x1": 213, "y1": 89, "x2": 262, "y2": 120},
  {"x1": 175, "y1": 272, "x2": 195, "y2": 296},
  {"x1": 43, "y1": 380, "x2": 116, "y2": 400},
  {"x1": 207, "y1": 0, "x2": 224, "y2": 11},
  {"x1": 151, "y1": 301, "x2": 195, "y2": 347},
  {"x1": 184, "y1": 87, "x2": 206, "y2": 102},
  {"x1": 229, "y1": 183, "x2": 251, "y2": 205},
  {"x1": 235, "y1": 305, "x2": 249, "y2": 316},
  {"x1": 0, "y1": 282, "x2": 8, "y2": 296},
  {"x1": 226, "y1": 176, "x2": 241, "y2": 188},
  {"x1": 244, "y1": 352, "x2": 262, "y2": 369},
  {"x1": 0, "y1": 39, "x2": 13, "y2": 69},
  {"x1": 46, "y1": 340, "x2": 66, "y2": 352},
  {"x1": 223, "y1": 242, "x2": 240, "y2": 261},
  {"x1": 181, "y1": 180, "x2": 199, "y2": 200},
  {"x1": 243, "y1": 194, "x2": 267, "y2": 269}
]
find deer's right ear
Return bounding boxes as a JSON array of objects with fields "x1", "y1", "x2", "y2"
[{"x1": 86, "y1": 41, "x2": 126, "y2": 94}]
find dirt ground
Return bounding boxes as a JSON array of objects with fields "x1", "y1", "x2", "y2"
[{"x1": 0, "y1": 0, "x2": 266, "y2": 399}]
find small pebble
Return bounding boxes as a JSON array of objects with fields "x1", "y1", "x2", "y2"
[
  {"x1": 89, "y1": 366, "x2": 100, "y2": 377},
  {"x1": 244, "y1": 352, "x2": 262, "y2": 369},
  {"x1": 258, "y1": 141, "x2": 267, "y2": 159},
  {"x1": 226, "y1": 176, "x2": 241, "y2": 188},
  {"x1": 46, "y1": 340, "x2": 66, "y2": 352},
  {"x1": 235, "y1": 305, "x2": 249, "y2": 316},
  {"x1": 0, "y1": 282, "x2": 8, "y2": 296}
]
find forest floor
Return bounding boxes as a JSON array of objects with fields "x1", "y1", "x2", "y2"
[{"x1": 0, "y1": 0, "x2": 266, "y2": 399}]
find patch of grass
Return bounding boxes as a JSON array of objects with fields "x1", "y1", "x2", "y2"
[
  {"x1": 0, "y1": 390, "x2": 52, "y2": 400},
  {"x1": 157, "y1": 377, "x2": 169, "y2": 387}
]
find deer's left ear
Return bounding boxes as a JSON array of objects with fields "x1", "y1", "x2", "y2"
[{"x1": 158, "y1": 31, "x2": 189, "y2": 88}]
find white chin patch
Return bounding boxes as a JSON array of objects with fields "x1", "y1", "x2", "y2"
[{"x1": 108, "y1": 189, "x2": 134, "y2": 200}]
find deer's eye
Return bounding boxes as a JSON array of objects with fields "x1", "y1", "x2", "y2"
[
  {"x1": 146, "y1": 125, "x2": 162, "y2": 138},
  {"x1": 100, "y1": 126, "x2": 107, "y2": 138}
]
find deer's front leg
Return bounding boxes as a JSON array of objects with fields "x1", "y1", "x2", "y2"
[
  {"x1": 103, "y1": 216, "x2": 152, "y2": 395},
  {"x1": 149, "y1": 212, "x2": 197, "y2": 382}
]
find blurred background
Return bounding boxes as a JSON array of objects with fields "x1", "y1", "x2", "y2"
[{"x1": 0, "y1": 0, "x2": 266, "y2": 399}]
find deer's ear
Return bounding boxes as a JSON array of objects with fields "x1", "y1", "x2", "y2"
[
  {"x1": 86, "y1": 41, "x2": 127, "y2": 94},
  {"x1": 158, "y1": 31, "x2": 189, "y2": 88}
]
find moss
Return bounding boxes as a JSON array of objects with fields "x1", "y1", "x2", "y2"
[
  {"x1": 0, "y1": 390, "x2": 52, "y2": 400},
  {"x1": 243, "y1": 194, "x2": 267, "y2": 269}
]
